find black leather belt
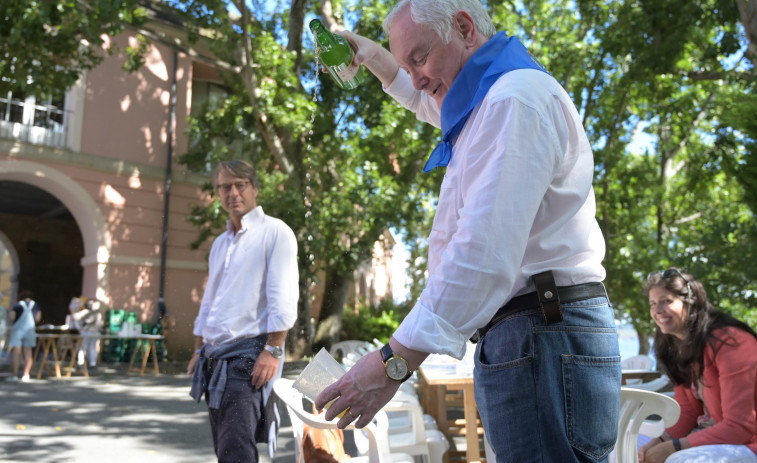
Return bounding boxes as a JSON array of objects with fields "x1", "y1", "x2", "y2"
[{"x1": 473, "y1": 274, "x2": 607, "y2": 342}]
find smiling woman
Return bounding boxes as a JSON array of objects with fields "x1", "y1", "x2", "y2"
[{"x1": 639, "y1": 268, "x2": 757, "y2": 463}]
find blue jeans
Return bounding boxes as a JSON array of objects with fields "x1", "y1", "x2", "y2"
[
  {"x1": 205, "y1": 357, "x2": 264, "y2": 463},
  {"x1": 474, "y1": 296, "x2": 621, "y2": 463}
]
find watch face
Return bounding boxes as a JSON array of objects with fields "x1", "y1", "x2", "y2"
[
  {"x1": 267, "y1": 345, "x2": 283, "y2": 358},
  {"x1": 386, "y1": 357, "x2": 408, "y2": 381}
]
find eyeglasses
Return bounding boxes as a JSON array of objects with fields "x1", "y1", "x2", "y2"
[
  {"x1": 649, "y1": 268, "x2": 692, "y2": 299},
  {"x1": 216, "y1": 180, "x2": 251, "y2": 195}
]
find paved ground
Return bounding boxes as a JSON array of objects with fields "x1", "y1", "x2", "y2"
[{"x1": 0, "y1": 361, "x2": 311, "y2": 463}]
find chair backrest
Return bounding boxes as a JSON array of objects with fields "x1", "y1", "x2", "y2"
[
  {"x1": 615, "y1": 388, "x2": 681, "y2": 463},
  {"x1": 624, "y1": 374, "x2": 671, "y2": 392},
  {"x1": 329, "y1": 340, "x2": 376, "y2": 363},
  {"x1": 621, "y1": 355, "x2": 655, "y2": 370},
  {"x1": 273, "y1": 378, "x2": 395, "y2": 463},
  {"x1": 272, "y1": 378, "x2": 307, "y2": 462}
]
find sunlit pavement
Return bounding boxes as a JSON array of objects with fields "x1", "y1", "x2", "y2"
[{"x1": 0, "y1": 362, "x2": 303, "y2": 463}]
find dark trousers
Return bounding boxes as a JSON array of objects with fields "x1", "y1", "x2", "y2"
[{"x1": 205, "y1": 357, "x2": 263, "y2": 463}]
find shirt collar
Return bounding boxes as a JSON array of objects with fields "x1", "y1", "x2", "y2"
[{"x1": 226, "y1": 206, "x2": 264, "y2": 234}]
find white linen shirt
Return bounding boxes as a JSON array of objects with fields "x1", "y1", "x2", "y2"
[
  {"x1": 193, "y1": 206, "x2": 299, "y2": 346},
  {"x1": 385, "y1": 68, "x2": 606, "y2": 359}
]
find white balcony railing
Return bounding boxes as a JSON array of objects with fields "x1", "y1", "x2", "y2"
[{"x1": 0, "y1": 95, "x2": 67, "y2": 149}]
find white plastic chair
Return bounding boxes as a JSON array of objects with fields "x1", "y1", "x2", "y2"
[
  {"x1": 624, "y1": 374, "x2": 671, "y2": 392},
  {"x1": 613, "y1": 387, "x2": 681, "y2": 463},
  {"x1": 353, "y1": 391, "x2": 448, "y2": 463},
  {"x1": 273, "y1": 378, "x2": 414, "y2": 463},
  {"x1": 384, "y1": 400, "x2": 448, "y2": 463},
  {"x1": 621, "y1": 355, "x2": 655, "y2": 370},
  {"x1": 330, "y1": 340, "x2": 376, "y2": 363}
]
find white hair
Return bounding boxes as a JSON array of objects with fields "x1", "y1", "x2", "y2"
[{"x1": 383, "y1": 0, "x2": 496, "y2": 43}]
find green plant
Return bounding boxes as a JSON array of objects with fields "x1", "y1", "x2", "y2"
[{"x1": 340, "y1": 299, "x2": 411, "y2": 343}]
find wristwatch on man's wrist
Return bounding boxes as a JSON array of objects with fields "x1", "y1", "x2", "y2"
[
  {"x1": 380, "y1": 343, "x2": 413, "y2": 382},
  {"x1": 264, "y1": 344, "x2": 283, "y2": 359}
]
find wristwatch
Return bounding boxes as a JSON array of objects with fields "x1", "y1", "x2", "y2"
[
  {"x1": 264, "y1": 344, "x2": 283, "y2": 359},
  {"x1": 380, "y1": 343, "x2": 412, "y2": 382}
]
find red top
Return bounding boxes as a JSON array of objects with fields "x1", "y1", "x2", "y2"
[{"x1": 666, "y1": 326, "x2": 757, "y2": 454}]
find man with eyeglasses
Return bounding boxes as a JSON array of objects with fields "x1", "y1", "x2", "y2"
[{"x1": 188, "y1": 159, "x2": 299, "y2": 463}]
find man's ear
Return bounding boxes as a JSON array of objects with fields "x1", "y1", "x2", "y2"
[{"x1": 454, "y1": 11, "x2": 476, "y2": 44}]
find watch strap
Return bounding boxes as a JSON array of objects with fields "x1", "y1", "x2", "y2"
[
  {"x1": 264, "y1": 344, "x2": 283, "y2": 358},
  {"x1": 380, "y1": 343, "x2": 393, "y2": 363}
]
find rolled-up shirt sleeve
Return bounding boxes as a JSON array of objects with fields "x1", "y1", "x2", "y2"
[
  {"x1": 193, "y1": 236, "x2": 224, "y2": 338},
  {"x1": 384, "y1": 69, "x2": 441, "y2": 128}
]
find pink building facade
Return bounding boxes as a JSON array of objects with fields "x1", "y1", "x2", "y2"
[
  {"x1": 0, "y1": 21, "x2": 216, "y2": 358},
  {"x1": 0, "y1": 18, "x2": 397, "y2": 359}
]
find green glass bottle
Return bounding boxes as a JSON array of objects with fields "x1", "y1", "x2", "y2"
[{"x1": 309, "y1": 19, "x2": 365, "y2": 89}]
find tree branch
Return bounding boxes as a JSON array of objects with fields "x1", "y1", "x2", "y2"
[
  {"x1": 288, "y1": 0, "x2": 308, "y2": 75},
  {"x1": 319, "y1": 0, "x2": 341, "y2": 31},
  {"x1": 686, "y1": 70, "x2": 757, "y2": 81},
  {"x1": 233, "y1": 0, "x2": 295, "y2": 174}
]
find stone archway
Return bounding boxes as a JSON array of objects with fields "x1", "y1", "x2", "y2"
[
  {"x1": 0, "y1": 160, "x2": 111, "y2": 307},
  {"x1": 0, "y1": 230, "x2": 20, "y2": 305}
]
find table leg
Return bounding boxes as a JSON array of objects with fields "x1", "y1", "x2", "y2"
[
  {"x1": 462, "y1": 383, "x2": 482, "y2": 463},
  {"x1": 128, "y1": 339, "x2": 140, "y2": 373},
  {"x1": 420, "y1": 380, "x2": 449, "y2": 463},
  {"x1": 140, "y1": 340, "x2": 151, "y2": 376},
  {"x1": 149, "y1": 340, "x2": 160, "y2": 375},
  {"x1": 36, "y1": 338, "x2": 52, "y2": 379},
  {"x1": 50, "y1": 339, "x2": 61, "y2": 379}
]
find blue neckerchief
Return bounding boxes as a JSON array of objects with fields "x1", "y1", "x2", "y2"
[{"x1": 423, "y1": 32, "x2": 550, "y2": 173}]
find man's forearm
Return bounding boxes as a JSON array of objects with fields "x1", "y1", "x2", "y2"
[
  {"x1": 265, "y1": 330, "x2": 287, "y2": 347},
  {"x1": 362, "y1": 45, "x2": 400, "y2": 87}
]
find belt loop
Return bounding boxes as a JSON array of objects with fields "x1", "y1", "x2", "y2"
[{"x1": 532, "y1": 271, "x2": 563, "y2": 324}]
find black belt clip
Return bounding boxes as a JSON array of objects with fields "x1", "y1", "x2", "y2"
[{"x1": 533, "y1": 270, "x2": 563, "y2": 324}]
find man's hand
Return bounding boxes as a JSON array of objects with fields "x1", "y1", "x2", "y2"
[
  {"x1": 315, "y1": 350, "x2": 400, "y2": 429},
  {"x1": 336, "y1": 30, "x2": 399, "y2": 87},
  {"x1": 251, "y1": 350, "x2": 279, "y2": 389},
  {"x1": 186, "y1": 353, "x2": 199, "y2": 375}
]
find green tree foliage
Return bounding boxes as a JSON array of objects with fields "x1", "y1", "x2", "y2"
[
  {"x1": 488, "y1": 0, "x2": 756, "y2": 350},
  {"x1": 341, "y1": 298, "x2": 411, "y2": 344},
  {"x1": 0, "y1": 0, "x2": 147, "y2": 96},
  {"x1": 6, "y1": 0, "x2": 755, "y2": 357},
  {"x1": 171, "y1": 0, "x2": 442, "y2": 356}
]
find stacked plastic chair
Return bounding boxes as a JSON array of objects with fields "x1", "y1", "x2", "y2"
[
  {"x1": 612, "y1": 387, "x2": 681, "y2": 463},
  {"x1": 329, "y1": 340, "x2": 449, "y2": 463},
  {"x1": 273, "y1": 378, "x2": 414, "y2": 463}
]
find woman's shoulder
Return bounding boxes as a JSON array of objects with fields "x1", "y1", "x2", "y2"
[
  {"x1": 707, "y1": 326, "x2": 757, "y2": 358},
  {"x1": 712, "y1": 325, "x2": 756, "y2": 342}
]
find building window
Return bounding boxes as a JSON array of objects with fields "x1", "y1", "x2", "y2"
[{"x1": 0, "y1": 88, "x2": 67, "y2": 147}]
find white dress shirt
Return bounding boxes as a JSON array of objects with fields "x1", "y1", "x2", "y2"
[
  {"x1": 385, "y1": 68, "x2": 606, "y2": 359},
  {"x1": 193, "y1": 206, "x2": 299, "y2": 346}
]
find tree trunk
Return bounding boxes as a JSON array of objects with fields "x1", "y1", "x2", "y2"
[
  {"x1": 312, "y1": 267, "x2": 352, "y2": 352},
  {"x1": 287, "y1": 275, "x2": 313, "y2": 359},
  {"x1": 637, "y1": 329, "x2": 651, "y2": 357},
  {"x1": 287, "y1": 0, "x2": 307, "y2": 75},
  {"x1": 737, "y1": 0, "x2": 757, "y2": 68}
]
